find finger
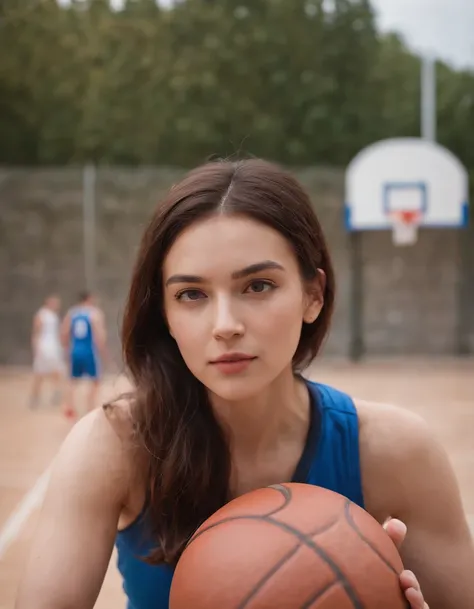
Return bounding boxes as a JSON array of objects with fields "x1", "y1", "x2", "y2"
[
  {"x1": 400, "y1": 570, "x2": 420, "y2": 592},
  {"x1": 383, "y1": 518, "x2": 407, "y2": 550},
  {"x1": 404, "y1": 586, "x2": 425, "y2": 609}
]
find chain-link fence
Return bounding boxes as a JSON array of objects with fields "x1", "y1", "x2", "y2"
[{"x1": 0, "y1": 165, "x2": 472, "y2": 366}]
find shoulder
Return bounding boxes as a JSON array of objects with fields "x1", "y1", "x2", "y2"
[
  {"x1": 102, "y1": 394, "x2": 149, "y2": 520},
  {"x1": 354, "y1": 398, "x2": 448, "y2": 518},
  {"x1": 102, "y1": 393, "x2": 137, "y2": 446},
  {"x1": 90, "y1": 306, "x2": 104, "y2": 322},
  {"x1": 356, "y1": 398, "x2": 431, "y2": 459},
  {"x1": 33, "y1": 309, "x2": 43, "y2": 323},
  {"x1": 312, "y1": 382, "x2": 429, "y2": 451},
  {"x1": 53, "y1": 400, "x2": 142, "y2": 504},
  {"x1": 58, "y1": 406, "x2": 128, "y2": 468}
]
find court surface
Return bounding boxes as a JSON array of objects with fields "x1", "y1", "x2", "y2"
[{"x1": 0, "y1": 358, "x2": 473, "y2": 608}]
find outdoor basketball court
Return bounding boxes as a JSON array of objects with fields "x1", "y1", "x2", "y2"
[
  {"x1": 1, "y1": 81, "x2": 472, "y2": 607},
  {"x1": 0, "y1": 359, "x2": 473, "y2": 608}
]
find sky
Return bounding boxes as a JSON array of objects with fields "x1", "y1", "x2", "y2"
[{"x1": 370, "y1": 0, "x2": 474, "y2": 69}]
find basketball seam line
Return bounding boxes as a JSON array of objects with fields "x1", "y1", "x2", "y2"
[
  {"x1": 236, "y1": 516, "x2": 341, "y2": 609},
  {"x1": 187, "y1": 484, "x2": 363, "y2": 609},
  {"x1": 236, "y1": 542, "x2": 301, "y2": 609},
  {"x1": 344, "y1": 501, "x2": 399, "y2": 575},
  {"x1": 300, "y1": 579, "x2": 340, "y2": 609},
  {"x1": 258, "y1": 513, "x2": 363, "y2": 609},
  {"x1": 191, "y1": 483, "x2": 292, "y2": 544},
  {"x1": 265, "y1": 483, "x2": 292, "y2": 515},
  {"x1": 188, "y1": 514, "x2": 363, "y2": 609}
]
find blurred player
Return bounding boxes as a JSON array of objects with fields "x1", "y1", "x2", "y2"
[
  {"x1": 61, "y1": 290, "x2": 107, "y2": 418},
  {"x1": 29, "y1": 294, "x2": 64, "y2": 409}
]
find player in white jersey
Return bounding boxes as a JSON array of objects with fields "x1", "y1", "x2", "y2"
[{"x1": 30, "y1": 295, "x2": 65, "y2": 408}]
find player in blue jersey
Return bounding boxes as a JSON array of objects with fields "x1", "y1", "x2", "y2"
[
  {"x1": 60, "y1": 291, "x2": 107, "y2": 419},
  {"x1": 17, "y1": 160, "x2": 473, "y2": 609}
]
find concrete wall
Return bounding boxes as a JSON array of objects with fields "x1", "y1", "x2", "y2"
[{"x1": 0, "y1": 166, "x2": 472, "y2": 365}]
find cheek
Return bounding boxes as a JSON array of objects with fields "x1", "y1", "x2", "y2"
[
  {"x1": 168, "y1": 310, "x2": 199, "y2": 345},
  {"x1": 252, "y1": 289, "x2": 305, "y2": 350},
  {"x1": 166, "y1": 306, "x2": 209, "y2": 373}
]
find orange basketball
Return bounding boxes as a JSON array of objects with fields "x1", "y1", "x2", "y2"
[{"x1": 169, "y1": 482, "x2": 406, "y2": 609}]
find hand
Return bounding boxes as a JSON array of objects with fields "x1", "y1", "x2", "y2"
[{"x1": 383, "y1": 518, "x2": 429, "y2": 609}]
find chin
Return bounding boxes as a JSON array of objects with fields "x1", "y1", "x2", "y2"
[
  {"x1": 201, "y1": 369, "x2": 278, "y2": 403},
  {"x1": 209, "y1": 382, "x2": 265, "y2": 402}
]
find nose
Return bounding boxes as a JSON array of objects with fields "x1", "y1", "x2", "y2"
[{"x1": 212, "y1": 296, "x2": 245, "y2": 341}]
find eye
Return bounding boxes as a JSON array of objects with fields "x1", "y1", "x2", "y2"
[
  {"x1": 245, "y1": 280, "x2": 276, "y2": 294},
  {"x1": 175, "y1": 289, "x2": 206, "y2": 302}
]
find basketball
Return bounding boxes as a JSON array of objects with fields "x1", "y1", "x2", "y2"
[{"x1": 169, "y1": 482, "x2": 407, "y2": 609}]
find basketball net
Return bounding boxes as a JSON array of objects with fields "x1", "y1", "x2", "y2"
[{"x1": 389, "y1": 210, "x2": 421, "y2": 246}]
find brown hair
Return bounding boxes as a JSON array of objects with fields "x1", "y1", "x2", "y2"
[{"x1": 121, "y1": 159, "x2": 335, "y2": 564}]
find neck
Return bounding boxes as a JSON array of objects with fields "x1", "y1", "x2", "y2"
[{"x1": 210, "y1": 369, "x2": 310, "y2": 458}]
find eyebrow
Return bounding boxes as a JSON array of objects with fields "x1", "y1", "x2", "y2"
[{"x1": 165, "y1": 260, "x2": 285, "y2": 287}]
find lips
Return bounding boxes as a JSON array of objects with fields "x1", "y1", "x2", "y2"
[
  {"x1": 210, "y1": 354, "x2": 257, "y2": 375},
  {"x1": 211, "y1": 353, "x2": 255, "y2": 364}
]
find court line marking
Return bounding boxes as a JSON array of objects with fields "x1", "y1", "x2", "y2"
[{"x1": 0, "y1": 468, "x2": 50, "y2": 560}]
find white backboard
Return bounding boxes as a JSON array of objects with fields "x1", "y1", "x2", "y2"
[{"x1": 345, "y1": 137, "x2": 469, "y2": 231}]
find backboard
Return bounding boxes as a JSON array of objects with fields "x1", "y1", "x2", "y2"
[{"x1": 345, "y1": 137, "x2": 469, "y2": 245}]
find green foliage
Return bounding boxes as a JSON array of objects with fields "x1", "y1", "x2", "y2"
[{"x1": 0, "y1": 0, "x2": 473, "y2": 173}]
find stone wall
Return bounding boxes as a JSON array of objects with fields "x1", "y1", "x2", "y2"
[{"x1": 0, "y1": 166, "x2": 472, "y2": 365}]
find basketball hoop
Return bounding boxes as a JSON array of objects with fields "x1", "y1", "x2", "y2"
[{"x1": 389, "y1": 210, "x2": 421, "y2": 246}]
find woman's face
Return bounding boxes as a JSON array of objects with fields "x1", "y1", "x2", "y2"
[{"x1": 163, "y1": 215, "x2": 322, "y2": 401}]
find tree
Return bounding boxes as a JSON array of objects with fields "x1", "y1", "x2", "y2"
[{"x1": 0, "y1": 0, "x2": 473, "y2": 173}]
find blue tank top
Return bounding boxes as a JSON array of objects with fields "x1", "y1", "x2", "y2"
[
  {"x1": 70, "y1": 307, "x2": 94, "y2": 353},
  {"x1": 115, "y1": 381, "x2": 364, "y2": 609}
]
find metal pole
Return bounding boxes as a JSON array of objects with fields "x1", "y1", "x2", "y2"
[
  {"x1": 421, "y1": 54, "x2": 436, "y2": 142},
  {"x1": 349, "y1": 231, "x2": 363, "y2": 361},
  {"x1": 456, "y1": 225, "x2": 471, "y2": 355},
  {"x1": 82, "y1": 164, "x2": 96, "y2": 291}
]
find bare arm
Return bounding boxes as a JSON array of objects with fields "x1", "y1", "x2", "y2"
[
  {"x1": 60, "y1": 312, "x2": 71, "y2": 351},
  {"x1": 361, "y1": 403, "x2": 474, "y2": 609},
  {"x1": 91, "y1": 308, "x2": 107, "y2": 360},
  {"x1": 15, "y1": 409, "x2": 130, "y2": 609}
]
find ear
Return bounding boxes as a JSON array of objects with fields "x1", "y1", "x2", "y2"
[{"x1": 303, "y1": 269, "x2": 326, "y2": 324}]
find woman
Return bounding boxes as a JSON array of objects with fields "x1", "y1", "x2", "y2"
[{"x1": 16, "y1": 159, "x2": 473, "y2": 609}]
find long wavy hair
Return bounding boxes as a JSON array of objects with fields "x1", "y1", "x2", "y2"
[{"x1": 121, "y1": 158, "x2": 336, "y2": 565}]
